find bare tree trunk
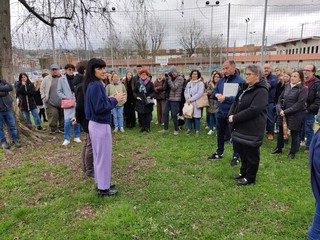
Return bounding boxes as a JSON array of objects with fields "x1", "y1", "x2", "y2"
[{"x1": 0, "y1": 0, "x2": 48, "y2": 146}]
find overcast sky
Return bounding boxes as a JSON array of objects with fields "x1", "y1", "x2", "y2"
[{"x1": 10, "y1": 0, "x2": 320, "y2": 50}]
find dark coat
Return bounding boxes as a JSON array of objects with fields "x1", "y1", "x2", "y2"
[
  {"x1": 306, "y1": 77, "x2": 320, "y2": 115},
  {"x1": 17, "y1": 82, "x2": 37, "y2": 111},
  {"x1": 153, "y1": 78, "x2": 166, "y2": 100},
  {"x1": 229, "y1": 79, "x2": 268, "y2": 147},
  {"x1": 276, "y1": 83, "x2": 308, "y2": 131},
  {"x1": 133, "y1": 79, "x2": 154, "y2": 114},
  {"x1": 310, "y1": 129, "x2": 320, "y2": 202},
  {"x1": 75, "y1": 82, "x2": 88, "y2": 133},
  {"x1": 123, "y1": 77, "x2": 135, "y2": 103},
  {"x1": 0, "y1": 80, "x2": 13, "y2": 111}
]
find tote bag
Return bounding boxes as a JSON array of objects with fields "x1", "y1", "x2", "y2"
[{"x1": 196, "y1": 93, "x2": 209, "y2": 108}]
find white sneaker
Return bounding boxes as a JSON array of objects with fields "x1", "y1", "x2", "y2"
[
  {"x1": 120, "y1": 127, "x2": 125, "y2": 132},
  {"x1": 173, "y1": 130, "x2": 179, "y2": 136},
  {"x1": 205, "y1": 126, "x2": 209, "y2": 129},
  {"x1": 114, "y1": 128, "x2": 119, "y2": 132},
  {"x1": 207, "y1": 130, "x2": 213, "y2": 135},
  {"x1": 74, "y1": 137, "x2": 82, "y2": 143},
  {"x1": 62, "y1": 140, "x2": 70, "y2": 146}
]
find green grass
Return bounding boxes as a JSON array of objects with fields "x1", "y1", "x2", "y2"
[{"x1": 0, "y1": 119, "x2": 317, "y2": 239}]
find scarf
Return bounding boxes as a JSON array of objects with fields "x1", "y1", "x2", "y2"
[
  {"x1": 305, "y1": 75, "x2": 315, "y2": 88},
  {"x1": 139, "y1": 77, "x2": 150, "y2": 94},
  {"x1": 66, "y1": 74, "x2": 74, "y2": 93}
]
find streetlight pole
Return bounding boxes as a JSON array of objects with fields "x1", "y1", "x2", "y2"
[
  {"x1": 298, "y1": 23, "x2": 304, "y2": 69},
  {"x1": 206, "y1": 1, "x2": 219, "y2": 73},
  {"x1": 219, "y1": 34, "x2": 223, "y2": 67},
  {"x1": 249, "y1": 31, "x2": 256, "y2": 56},
  {"x1": 245, "y1": 18, "x2": 250, "y2": 59},
  {"x1": 261, "y1": 0, "x2": 268, "y2": 65},
  {"x1": 249, "y1": 31, "x2": 256, "y2": 45}
]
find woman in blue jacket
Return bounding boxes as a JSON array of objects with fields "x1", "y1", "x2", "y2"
[{"x1": 84, "y1": 58, "x2": 125, "y2": 196}]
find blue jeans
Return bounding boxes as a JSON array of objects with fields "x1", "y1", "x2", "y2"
[
  {"x1": 112, "y1": 106, "x2": 124, "y2": 128},
  {"x1": 163, "y1": 101, "x2": 180, "y2": 131},
  {"x1": 308, "y1": 202, "x2": 320, "y2": 239},
  {"x1": 22, "y1": 108, "x2": 41, "y2": 126},
  {"x1": 64, "y1": 118, "x2": 80, "y2": 141},
  {"x1": 266, "y1": 102, "x2": 275, "y2": 134},
  {"x1": 0, "y1": 110, "x2": 18, "y2": 142},
  {"x1": 208, "y1": 112, "x2": 217, "y2": 131},
  {"x1": 304, "y1": 112, "x2": 315, "y2": 149},
  {"x1": 187, "y1": 118, "x2": 200, "y2": 131}
]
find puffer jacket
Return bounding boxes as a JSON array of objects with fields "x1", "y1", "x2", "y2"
[
  {"x1": 165, "y1": 75, "x2": 185, "y2": 101},
  {"x1": 276, "y1": 83, "x2": 308, "y2": 131},
  {"x1": 229, "y1": 79, "x2": 268, "y2": 147}
]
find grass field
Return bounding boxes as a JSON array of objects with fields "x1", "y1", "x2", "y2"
[{"x1": 0, "y1": 118, "x2": 317, "y2": 239}]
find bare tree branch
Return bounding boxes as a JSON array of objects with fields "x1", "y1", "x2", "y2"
[{"x1": 177, "y1": 19, "x2": 204, "y2": 57}]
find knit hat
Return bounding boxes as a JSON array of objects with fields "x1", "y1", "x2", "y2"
[{"x1": 168, "y1": 66, "x2": 179, "y2": 74}]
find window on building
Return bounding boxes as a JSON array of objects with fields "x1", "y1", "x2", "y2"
[
  {"x1": 316, "y1": 46, "x2": 319, "y2": 53},
  {"x1": 276, "y1": 61, "x2": 280, "y2": 63},
  {"x1": 312, "y1": 46, "x2": 314, "y2": 53},
  {"x1": 289, "y1": 49, "x2": 291, "y2": 54},
  {"x1": 287, "y1": 60, "x2": 290, "y2": 63},
  {"x1": 303, "y1": 47, "x2": 306, "y2": 54},
  {"x1": 307, "y1": 47, "x2": 310, "y2": 53},
  {"x1": 296, "y1": 48, "x2": 299, "y2": 54},
  {"x1": 286, "y1": 49, "x2": 288, "y2": 54}
]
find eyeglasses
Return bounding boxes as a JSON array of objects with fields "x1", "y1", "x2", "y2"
[
  {"x1": 302, "y1": 69, "x2": 312, "y2": 72},
  {"x1": 245, "y1": 73, "x2": 256, "y2": 76}
]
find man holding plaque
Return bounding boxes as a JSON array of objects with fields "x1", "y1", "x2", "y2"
[{"x1": 208, "y1": 60, "x2": 245, "y2": 166}]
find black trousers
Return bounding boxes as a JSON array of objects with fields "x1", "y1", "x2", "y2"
[
  {"x1": 277, "y1": 126, "x2": 300, "y2": 154},
  {"x1": 237, "y1": 143, "x2": 260, "y2": 182},
  {"x1": 138, "y1": 112, "x2": 151, "y2": 130},
  {"x1": 124, "y1": 101, "x2": 136, "y2": 128}
]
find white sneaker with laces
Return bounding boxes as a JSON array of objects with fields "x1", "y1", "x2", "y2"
[
  {"x1": 114, "y1": 128, "x2": 119, "y2": 132},
  {"x1": 74, "y1": 137, "x2": 82, "y2": 143},
  {"x1": 62, "y1": 140, "x2": 70, "y2": 146},
  {"x1": 207, "y1": 130, "x2": 213, "y2": 135},
  {"x1": 120, "y1": 127, "x2": 125, "y2": 132}
]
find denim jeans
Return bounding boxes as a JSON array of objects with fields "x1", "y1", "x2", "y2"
[
  {"x1": 266, "y1": 102, "x2": 275, "y2": 134},
  {"x1": 22, "y1": 108, "x2": 41, "y2": 126},
  {"x1": 112, "y1": 106, "x2": 124, "y2": 128},
  {"x1": 163, "y1": 101, "x2": 180, "y2": 131},
  {"x1": 64, "y1": 118, "x2": 80, "y2": 141},
  {"x1": 208, "y1": 112, "x2": 217, "y2": 131},
  {"x1": 0, "y1": 110, "x2": 18, "y2": 142},
  {"x1": 304, "y1": 112, "x2": 315, "y2": 148},
  {"x1": 187, "y1": 118, "x2": 200, "y2": 131}
]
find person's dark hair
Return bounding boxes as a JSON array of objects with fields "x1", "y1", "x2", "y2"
[
  {"x1": 42, "y1": 72, "x2": 49, "y2": 78},
  {"x1": 213, "y1": 72, "x2": 222, "y2": 80},
  {"x1": 126, "y1": 71, "x2": 133, "y2": 79},
  {"x1": 245, "y1": 64, "x2": 264, "y2": 79},
  {"x1": 189, "y1": 69, "x2": 201, "y2": 79},
  {"x1": 293, "y1": 70, "x2": 305, "y2": 86},
  {"x1": 64, "y1": 63, "x2": 75, "y2": 70},
  {"x1": 18, "y1": 73, "x2": 31, "y2": 84},
  {"x1": 84, "y1": 58, "x2": 106, "y2": 92},
  {"x1": 312, "y1": 64, "x2": 317, "y2": 73},
  {"x1": 76, "y1": 60, "x2": 88, "y2": 74}
]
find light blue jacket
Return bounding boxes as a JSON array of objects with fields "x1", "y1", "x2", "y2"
[{"x1": 57, "y1": 75, "x2": 76, "y2": 119}]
